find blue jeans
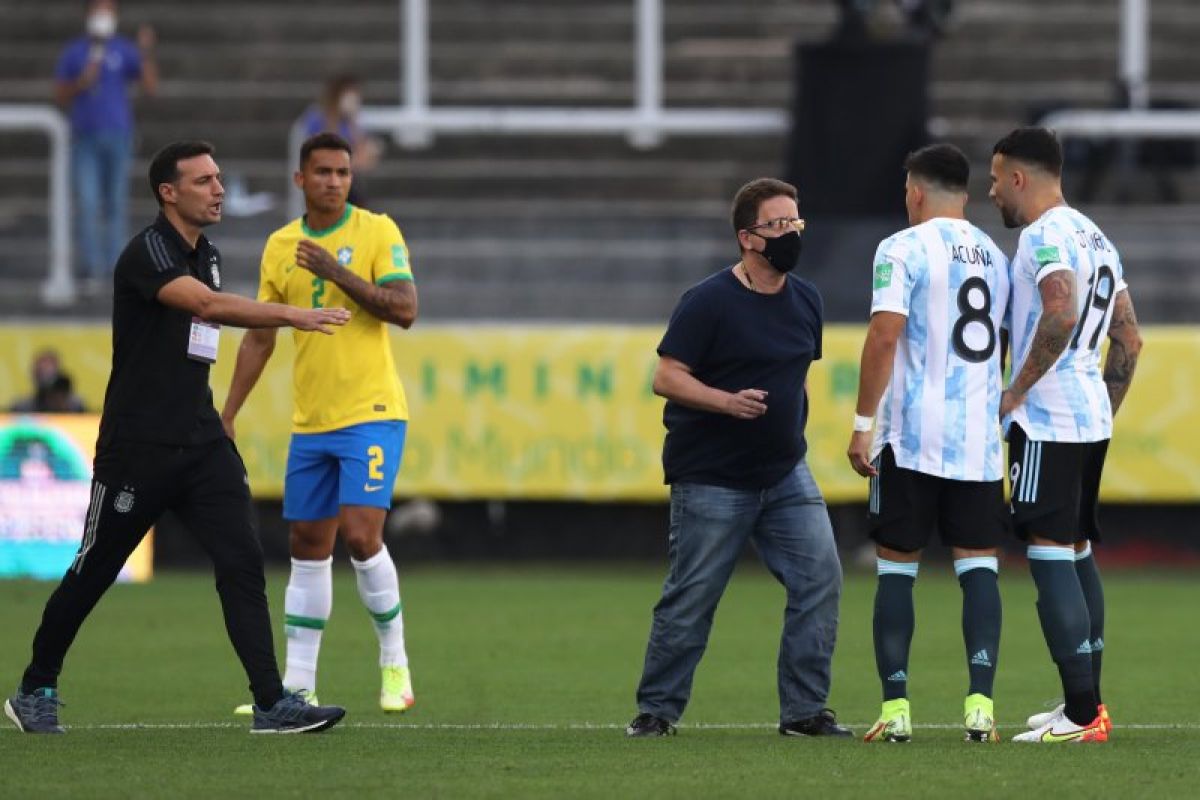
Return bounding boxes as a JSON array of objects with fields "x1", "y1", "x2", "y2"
[
  {"x1": 73, "y1": 131, "x2": 133, "y2": 279},
  {"x1": 635, "y1": 459, "x2": 843, "y2": 723}
]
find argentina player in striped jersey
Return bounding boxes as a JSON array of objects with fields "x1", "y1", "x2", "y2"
[
  {"x1": 847, "y1": 144, "x2": 1009, "y2": 744},
  {"x1": 990, "y1": 127, "x2": 1143, "y2": 744}
]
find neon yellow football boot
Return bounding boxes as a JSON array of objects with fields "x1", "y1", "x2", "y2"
[
  {"x1": 380, "y1": 665, "x2": 415, "y2": 713},
  {"x1": 863, "y1": 698, "x2": 911, "y2": 743},
  {"x1": 964, "y1": 693, "x2": 999, "y2": 743}
]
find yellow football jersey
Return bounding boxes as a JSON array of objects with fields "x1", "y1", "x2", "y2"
[{"x1": 258, "y1": 204, "x2": 414, "y2": 433}]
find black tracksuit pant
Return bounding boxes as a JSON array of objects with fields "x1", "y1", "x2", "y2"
[{"x1": 21, "y1": 437, "x2": 285, "y2": 710}]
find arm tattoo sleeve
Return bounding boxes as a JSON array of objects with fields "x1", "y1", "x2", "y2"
[
  {"x1": 328, "y1": 269, "x2": 417, "y2": 327},
  {"x1": 1103, "y1": 290, "x2": 1142, "y2": 415},
  {"x1": 1010, "y1": 270, "x2": 1077, "y2": 398}
]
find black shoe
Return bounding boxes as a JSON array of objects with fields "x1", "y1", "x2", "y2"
[
  {"x1": 779, "y1": 708, "x2": 853, "y2": 737},
  {"x1": 5, "y1": 687, "x2": 65, "y2": 734},
  {"x1": 251, "y1": 691, "x2": 346, "y2": 734},
  {"x1": 625, "y1": 712, "x2": 676, "y2": 737}
]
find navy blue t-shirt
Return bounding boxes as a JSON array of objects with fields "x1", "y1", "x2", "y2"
[{"x1": 658, "y1": 267, "x2": 823, "y2": 490}]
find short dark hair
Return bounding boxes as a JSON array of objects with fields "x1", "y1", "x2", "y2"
[
  {"x1": 300, "y1": 132, "x2": 353, "y2": 168},
  {"x1": 904, "y1": 143, "x2": 969, "y2": 192},
  {"x1": 993, "y1": 126, "x2": 1063, "y2": 176},
  {"x1": 148, "y1": 140, "x2": 215, "y2": 206},
  {"x1": 731, "y1": 177, "x2": 798, "y2": 235}
]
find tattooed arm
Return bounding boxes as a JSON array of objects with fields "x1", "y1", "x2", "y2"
[
  {"x1": 1001, "y1": 270, "x2": 1078, "y2": 416},
  {"x1": 296, "y1": 240, "x2": 419, "y2": 328},
  {"x1": 1102, "y1": 289, "x2": 1142, "y2": 416}
]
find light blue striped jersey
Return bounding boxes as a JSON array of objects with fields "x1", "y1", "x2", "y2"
[
  {"x1": 870, "y1": 217, "x2": 1010, "y2": 481},
  {"x1": 1006, "y1": 206, "x2": 1127, "y2": 443}
]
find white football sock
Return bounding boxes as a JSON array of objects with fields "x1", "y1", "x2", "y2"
[
  {"x1": 351, "y1": 546, "x2": 408, "y2": 667},
  {"x1": 282, "y1": 556, "x2": 332, "y2": 693}
]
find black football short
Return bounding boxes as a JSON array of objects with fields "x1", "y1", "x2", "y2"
[
  {"x1": 1007, "y1": 424, "x2": 1109, "y2": 544},
  {"x1": 867, "y1": 445, "x2": 1008, "y2": 553}
]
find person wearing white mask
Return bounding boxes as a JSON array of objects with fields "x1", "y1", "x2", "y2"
[
  {"x1": 300, "y1": 75, "x2": 383, "y2": 208},
  {"x1": 54, "y1": 0, "x2": 159, "y2": 293}
]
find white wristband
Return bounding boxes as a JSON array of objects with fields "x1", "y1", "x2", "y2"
[{"x1": 853, "y1": 414, "x2": 875, "y2": 433}]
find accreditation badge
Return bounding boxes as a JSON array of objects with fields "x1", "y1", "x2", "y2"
[{"x1": 187, "y1": 317, "x2": 221, "y2": 363}]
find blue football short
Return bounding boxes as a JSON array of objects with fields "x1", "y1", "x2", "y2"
[{"x1": 282, "y1": 420, "x2": 407, "y2": 521}]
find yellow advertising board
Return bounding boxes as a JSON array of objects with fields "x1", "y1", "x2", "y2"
[{"x1": 1, "y1": 324, "x2": 1196, "y2": 503}]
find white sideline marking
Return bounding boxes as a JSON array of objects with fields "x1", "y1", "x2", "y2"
[{"x1": 36, "y1": 721, "x2": 1200, "y2": 732}]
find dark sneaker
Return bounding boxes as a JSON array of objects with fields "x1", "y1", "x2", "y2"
[
  {"x1": 251, "y1": 691, "x2": 346, "y2": 734},
  {"x1": 5, "y1": 687, "x2": 65, "y2": 734},
  {"x1": 625, "y1": 712, "x2": 676, "y2": 737},
  {"x1": 779, "y1": 708, "x2": 853, "y2": 737}
]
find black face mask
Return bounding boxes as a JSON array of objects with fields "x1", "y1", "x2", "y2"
[{"x1": 758, "y1": 230, "x2": 802, "y2": 273}]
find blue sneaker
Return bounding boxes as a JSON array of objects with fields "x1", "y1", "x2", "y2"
[
  {"x1": 251, "y1": 691, "x2": 345, "y2": 734},
  {"x1": 5, "y1": 687, "x2": 65, "y2": 734}
]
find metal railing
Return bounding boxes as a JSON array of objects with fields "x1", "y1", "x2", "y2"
[
  {"x1": 289, "y1": 0, "x2": 789, "y2": 218},
  {"x1": 1040, "y1": 109, "x2": 1200, "y2": 139},
  {"x1": 0, "y1": 105, "x2": 73, "y2": 306},
  {"x1": 1120, "y1": 0, "x2": 1149, "y2": 110},
  {"x1": 1039, "y1": 1, "x2": 1189, "y2": 140}
]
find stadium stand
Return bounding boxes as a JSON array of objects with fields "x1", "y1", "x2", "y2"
[{"x1": 1, "y1": 0, "x2": 1197, "y2": 321}]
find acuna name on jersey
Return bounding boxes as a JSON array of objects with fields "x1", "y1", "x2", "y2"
[{"x1": 947, "y1": 243, "x2": 993, "y2": 267}]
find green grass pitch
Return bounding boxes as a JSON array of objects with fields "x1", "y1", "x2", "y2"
[{"x1": 0, "y1": 564, "x2": 1195, "y2": 798}]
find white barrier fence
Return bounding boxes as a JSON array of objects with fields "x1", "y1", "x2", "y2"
[
  {"x1": 0, "y1": 105, "x2": 73, "y2": 306},
  {"x1": 287, "y1": 0, "x2": 790, "y2": 218}
]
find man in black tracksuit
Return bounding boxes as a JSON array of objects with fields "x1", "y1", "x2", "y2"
[{"x1": 5, "y1": 141, "x2": 349, "y2": 734}]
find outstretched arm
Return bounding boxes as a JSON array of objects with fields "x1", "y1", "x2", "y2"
[
  {"x1": 1001, "y1": 270, "x2": 1078, "y2": 416},
  {"x1": 1102, "y1": 289, "x2": 1142, "y2": 416},
  {"x1": 157, "y1": 276, "x2": 350, "y2": 332}
]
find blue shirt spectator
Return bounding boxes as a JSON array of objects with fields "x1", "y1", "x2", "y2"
[
  {"x1": 55, "y1": 36, "x2": 142, "y2": 136},
  {"x1": 53, "y1": 0, "x2": 158, "y2": 287},
  {"x1": 300, "y1": 106, "x2": 354, "y2": 144}
]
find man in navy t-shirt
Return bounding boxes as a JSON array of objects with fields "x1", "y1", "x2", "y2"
[
  {"x1": 54, "y1": 0, "x2": 159, "y2": 287},
  {"x1": 626, "y1": 178, "x2": 850, "y2": 739}
]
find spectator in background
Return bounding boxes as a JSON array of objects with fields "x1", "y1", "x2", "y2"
[
  {"x1": 300, "y1": 75, "x2": 383, "y2": 208},
  {"x1": 54, "y1": 0, "x2": 159, "y2": 292},
  {"x1": 40, "y1": 377, "x2": 85, "y2": 414},
  {"x1": 10, "y1": 350, "x2": 86, "y2": 414}
]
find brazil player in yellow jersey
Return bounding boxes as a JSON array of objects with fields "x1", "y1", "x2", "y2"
[{"x1": 222, "y1": 132, "x2": 418, "y2": 713}]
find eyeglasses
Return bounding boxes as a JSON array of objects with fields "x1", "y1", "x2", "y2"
[{"x1": 745, "y1": 217, "x2": 806, "y2": 234}]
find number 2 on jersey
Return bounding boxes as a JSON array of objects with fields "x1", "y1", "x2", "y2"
[
  {"x1": 367, "y1": 445, "x2": 384, "y2": 480},
  {"x1": 311, "y1": 277, "x2": 326, "y2": 308}
]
